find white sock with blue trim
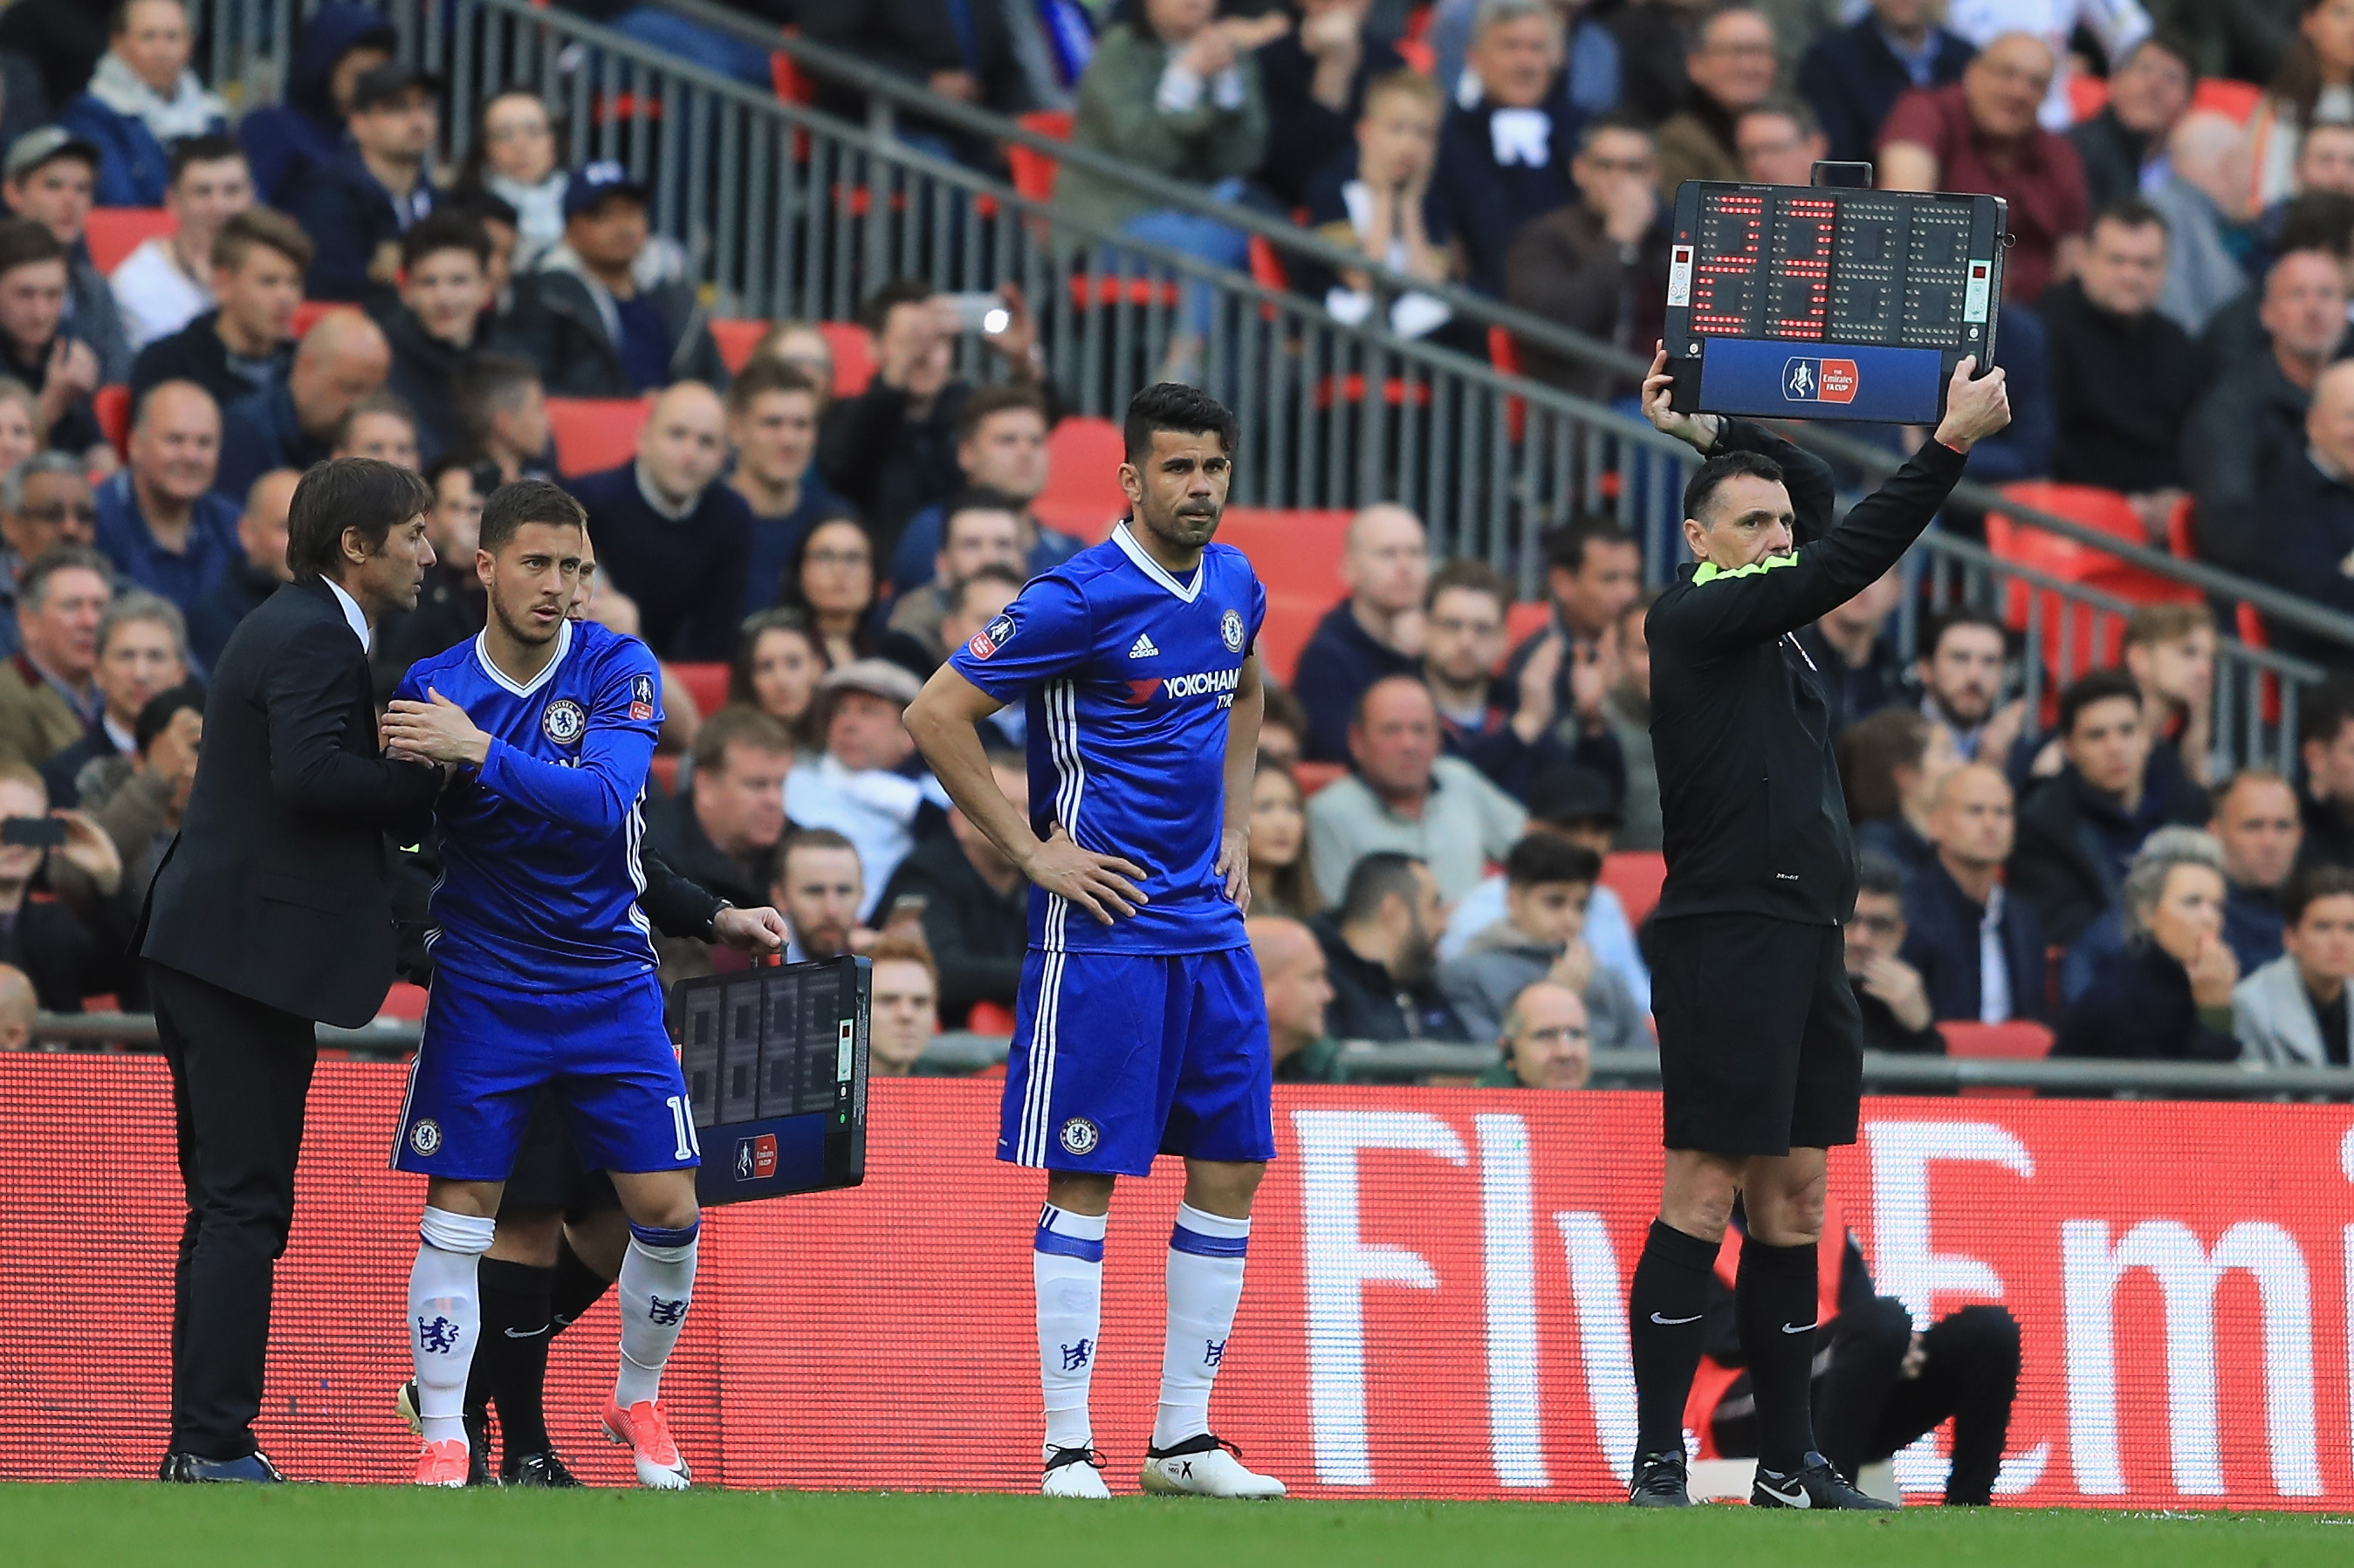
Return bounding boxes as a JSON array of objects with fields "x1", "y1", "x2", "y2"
[
  {"x1": 614, "y1": 1219, "x2": 699, "y2": 1407},
  {"x1": 410, "y1": 1206, "x2": 497, "y2": 1448},
  {"x1": 1153, "y1": 1203, "x2": 1250, "y2": 1450},
  {"x1": 1034, "y1": 1202, "x2": 1106, "y2": 1452}
]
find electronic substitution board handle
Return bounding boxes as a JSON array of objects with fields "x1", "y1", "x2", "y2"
[{"x1": 1811, "y1": 161, "x2": 1873, "y2": 188}]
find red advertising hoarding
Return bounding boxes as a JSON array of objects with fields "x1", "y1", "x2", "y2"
[{"x1": 5, "y1": 1056, "x2": 2350, "y2": 1505}]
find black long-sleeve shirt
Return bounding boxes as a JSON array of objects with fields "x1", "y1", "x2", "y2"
[
  {"x1": 877, "y1": 832, "x2": 1026, "y2": 1024},
  {"x1": 1647, "y1": 421, "x2": 1968, "y2": 928}
]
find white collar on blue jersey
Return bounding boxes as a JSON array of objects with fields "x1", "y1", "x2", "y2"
[
  {"x1": 322, "y1": 576, "x2": 369, "y2": 652},
  {"x1": 473, "y1": 617, "x2": 573, "y2": 698},
  {"x1": 1111, "y1": 520, "x2": 1203, "y2": 603}
]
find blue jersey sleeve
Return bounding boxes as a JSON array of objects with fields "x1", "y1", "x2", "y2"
[
  {"x1": 947, "y1": 572, "x2": 1095, "y2": 702},
  {"x1": 476, "y1": 639, "x2": 662, "y2": 834},
  {"x1": 1247, "y1": 569, "x2": 1267, "y2": 656}
]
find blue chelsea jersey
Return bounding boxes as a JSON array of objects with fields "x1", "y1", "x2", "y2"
[
  {"x1": 395, "y1": 619, "x2": 664, "y2": 989},
  {"x1": 948, "y1": 522, "x2": 1266, "y2": 956}
]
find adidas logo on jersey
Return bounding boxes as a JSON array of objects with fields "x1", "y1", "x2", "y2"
[{"x1": 1129, "y1": 633, "x2": 1158, "y2": 659}]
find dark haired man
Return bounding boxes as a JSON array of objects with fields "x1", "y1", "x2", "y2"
[
  {"x1": 0, "y1": 213, "x2": 103, "y2": 458},
  {"x1": 450, "y1": 351, "x2": 550, "y2": 483},
  {"x1": 820, "y1": 276, "x2": 1049, "y2": 554},
  {"x1": 2009, "y1": 667, "x2": 2213, "y2": 948},
  {"x1": 726, "y1": 355, "x2": 838, "y2": 617},
  {"x1": 374, "y1": 476, "x2": 716, "y2": 1488},
  {"x1": 516, "y1": 161, "x2": 724, "y2": 399},
  {"x1": 1623, "y1": 344, "x2": 2011, "y2": 1510},
  {"x1": 378, "y1": 210, "x2": 500, "y2": 461},
  {"x1": 108, "y1": 134, "x2": 251, "y2": 353},
  {"x1": 1501, "y1": 513, "x2": 1641, "y2": 728},
  {"x1": 1915, "y1": 607, "x2": 2023, "y2": 765},
  {"x1": 883, "y1": 489, "x2": 1025, "y2": 668},
  {"x1": 1317, "y1": 849, "x2": 1470, "y2": 1042},
  {"x1": 888, "y1": 380, "x2": 1079, "y2": 593},
  {"x1": 905, "y1": 381, "x2": 1287, "y2": 1499},
  {"x1": 141, "y1": 455, "x2": 445, "y2": 1482},
  {"x1": 129, "y1": 205, "x2": 308, "y2": 412},
  {"x1": 1438, "y1": 832, "x2": 1644, "y2": 1047},
  {"x1": 293, "y1": 60, "x2": 439, "y2": 304},
  {"x1": 2234, "y1": 863, "x2": 2354, "y2": 1065},
  {"x1": 2, "y1": 126, "x2": 132, "y2": 383}
]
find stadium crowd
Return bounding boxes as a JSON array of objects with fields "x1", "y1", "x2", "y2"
[{"x1": 0, "y1": 0, "x2": 2341, "y2": 1088}]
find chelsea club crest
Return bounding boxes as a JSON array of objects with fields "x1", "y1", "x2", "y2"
[
  {"x1": 542, "y1": 698, "x2": 587, "y2": 745},
  {"x1": 1220, "y1": 608, "x2": 1245, "y2": 653}
]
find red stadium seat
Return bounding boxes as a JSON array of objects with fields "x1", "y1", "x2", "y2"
[
  {"x1": 967, "y1": 1000, "x2": 1018, "y2": 1035},
  {"x1": 292, "y1": 299, "x2": 355, "y2": 337},
  {"x1": 1031, "y1": 415, "x2": 1129, "y2": 542},
  {"x1": 85, "y1": 207, "x2": 173, "y2": 274},
  {"x1": 1294, "y1": 760, "x2": 1346, "y2": 796},
  {"x1": 1006, "y1": 110, "x2": 1072, "y2": 203},
  {"x1": 1489, "y1": 325, "x2": 1527, "y2": 443},
  {"x1": 545, "y1": 396, "x2": 651, "y2": 476},
  {"x1": 93, "y1": 385, "x2": 130, "y2": 458},
  {"x1": 1256, "y1": 592, "x2": 1326, "y2": 687},
  {"x1": 2067, "y1": 72, "x2": 2109, "y2": 122},
  {"x1": 817, "y1": 320, "x2": 876, "y2": 399},
  {"x1": 648, "y1": 753, "x2": 680, "y2": 795},
  {"x1": 2238, "y1": 601, "x2": 2281, "y2": 723},
  {"x1": 378, "y1": 983, "x2": 429, "y2": 1022},
  {"x1": 1939, "y1": 1020, "x2": 2055, "y2": 1058},
  {"x1": 2165, "y1": 492, "x2": 2196, "y2": 558},
  {"x1": 2193, "y1": 78, "x2": 2263, "y2": 122},
  {"x1": 1505, "y1": 599, "x2": 1551, "y2": 651},
  {"x1": 1600, "y1": 851, "x2": 1666, "y2": 929},
  {"x1": 673, "y1": 661, "x2": 731, "y2": 716},
  {"x1": 710, "y1": 318, "x2": 765, "y2": 374},
  {"x1": 770, "y1": 48, "x2": 815, "y2": 105},
  {"x1": 1216, "y1": 508, "x2": 1354, "y2": 600},
  {"x1": 1984, "y1": 482, "x2": 2203, "y2": 686}
]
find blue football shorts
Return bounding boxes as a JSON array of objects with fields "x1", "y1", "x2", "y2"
[
  {"x1": 999, "y1": 945, "x2": 1275, "y2": 1175},
  {"x1": 393, "y1": 967, "x2": 700, "y2": 1181}
]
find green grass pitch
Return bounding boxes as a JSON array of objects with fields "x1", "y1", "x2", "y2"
[{"x1": 4, "y1": 1486, "x2": 2351, "y2": 1568}]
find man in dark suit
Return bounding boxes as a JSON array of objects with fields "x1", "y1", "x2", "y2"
[
  {"x1": 1903, "y1": 762, "x2": 2048, "y2": 1024},
  {"x1": 140, "y1": 456, "x2": 447, "y2": 1482}
]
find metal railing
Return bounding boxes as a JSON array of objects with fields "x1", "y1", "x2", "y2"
[
  {"x1": 32, "y1": 1012, "x2": 2354, "y2": 1099},
  {"x1": 195, "y1": 0, "x2": 2349, "y2": 769}
]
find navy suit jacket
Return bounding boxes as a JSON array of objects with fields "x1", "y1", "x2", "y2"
[{"x1": 1901, "y1": 855, "x2": 2049, "y2": 1024}]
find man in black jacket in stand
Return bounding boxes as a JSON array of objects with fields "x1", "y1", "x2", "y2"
[{"x1": 1621, "y1": 345, "x2": 2012, "y2": 1510}]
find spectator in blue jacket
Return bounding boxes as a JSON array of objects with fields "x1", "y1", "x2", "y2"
[
  {"x1": 290, "y1": 61, "x2": 438, "y2": 305},
  {"x1": 58, "y1": 0, "x2": 226, "y2": 209},
  {"x1": 1795, "y1": 0, "x2": 1973, "y2": 167},
  {"x1": 93, "y1": 379, "x2": 238, "y2": 615},
  {"x1": 1294, "y1": 502, "x2": 1429, "y2": 762},
  {"x1": 235, "y1": 3, "x2": 396, "y2": 207},
  {"x1": 1902, "y1": 761, "x2": 2049, "y2": 1024}
]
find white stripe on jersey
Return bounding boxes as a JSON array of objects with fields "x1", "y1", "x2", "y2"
[
  {"x1": 622, "y1": 790, "x2": 653, "y2": 947},
  {"x1": 388, "y1": 989, "x2": 432, "y2": 1169},
  {"x1": 1041, "y1": 678, "x2": 1088, "y2": 955},
  {"x1": 1019, "y1": 948, "x2": 1066, "y2": 1165}
]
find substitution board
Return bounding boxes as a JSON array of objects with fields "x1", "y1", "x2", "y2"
[
  {"x1": 675, "y1": 955, "x2": 868, "y2": 1205},
  {"x1": 1663, "y1": 181, "x2": 2007, "y2": 424}
]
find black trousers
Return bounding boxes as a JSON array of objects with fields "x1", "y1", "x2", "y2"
[
  {"x1": 1712, "y1": 1296, "x2": 2021, "y2": 1504},
  {"x1": 152, "y1": 962, "x2": 318, "y2": 1461}
]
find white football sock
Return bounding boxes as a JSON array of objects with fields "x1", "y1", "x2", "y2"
[
  {"x1": 409, "y1": 1207, "x2": 497, "y2": 1448},
  {"x1": 1154, "y1": 1203, "x2": 1249, "y2": 1450},
  {"x1": 1034, "y1": 1202, "x2": 1107, "y2": 1452},
  {"x1": 614, "y1": 1220, "x2": 699, "y2": 1408}
]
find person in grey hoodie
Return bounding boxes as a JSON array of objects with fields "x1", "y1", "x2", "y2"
[
  {"x1": 511, "y1": 161, "x2": 724, "y2": 401},
  {"x1": 1438, "y1": 832, "x2": 1648, "y2": 1050}
]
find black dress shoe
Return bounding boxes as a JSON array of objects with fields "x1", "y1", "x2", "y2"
[
  {"x1": 1627, "y1": 1448, "x2": 1693, "y2": 1507},
  {"x1": 502, "y1": 1449, "x2": 582, "y2": 1488},
  {"x1": 161, "y1": 1450, "x2": 286, "y2": 1483}
]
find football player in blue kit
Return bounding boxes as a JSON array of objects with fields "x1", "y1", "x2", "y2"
[
  {"x1": 906, "y1": 384, "x2": 1281, "y2": 1500},
  {"x1": 380, "y1": 479, "x2": 703, "y2": 1490}
]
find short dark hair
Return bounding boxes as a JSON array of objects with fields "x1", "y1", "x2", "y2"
[
  {"x1": 725, "y1": 354, "x2": 820, "y2": 417},
  {"x1": 109, "y1": 0, "x2": 182, "y2": 33},
  {"x1": 1122, "y1": 381, "x2": 1239, "y2": 466},
  {"x1": 2300, "y1": 677, "x2": 2354, "y2": 752},
  {"x1": 1835, "y1": 707, "x2": 1929, "y2": 823},
  {"x1": 857, "y1": 277, "x2": 935, "y2": 335},
  {"x1": 1577, "y1": 110, "x2": 1655, "y2": 149},
  {"x1": 134, "y1": 681, "x2": 203, "y2": 756},
  {"x1": 478, "y1": 477, "x2": 586, "y2": 555},
  {"x1": 1855, "y1": 849, "x2": 1908, "y2": 902},
  {"x1": 957, "y1": 381, "x2": 1049, "y2": 443},
  {"x1": 2057, "y1": 668, "x2": 2145, "y2": 737},
  {"x1": 18, "y1": 544, "x2": 111, "y2": 611},
  {"x1": 1545, "y1": 513, "x2": 1637, "y2": 575},
  {"x1": 449, "y1": 190, "x2": 520, "y2": 230},
  {"x1": 1349, "y1": 672, "x2": 1434, "y2": 729},
  {"x1": 168, "y1": 134, "x2": 242, "y2": 186},
  {"x1": 1924, "y1": 606, "x2": 2007, "y2": 660},
  {"x1": 452, "y1": 353, "x2": 539, "y2": 443},
  {"x1": 2283, "y1": 863, "x2": 2354, "y2": 926},
  {"x1": 1339, "y1": 851, "x2": 1427, "y2": 927},
  {"x1": 2124, "y1": 24, "x2": 2198, "y2": 79},
  {"x1": 398, "y1": 209, "x2": 490, "y2": 274},
  {"x1": 953, "y1": 562, "x2": 1025, "y2": 614},
  {"x1": 0, "y1": 217, "x2": 63, "y2": 279},
  {"x1": 285, "y1": 458, "x2": 433, "y2": 582},
  {"x1": 1426, "y1": 557, "x2": 1510, "y2": 614},
  {"x1": 1504, "y1": 834, "x2": 1602, "y2": 890},
  {"x1": 2091, "y1": 194, "x2": 2169, "y2": 242},
  {"x1": 1682, "y1": 448, "x2": 1784, "y2": 525},
  {"x1": 943, "y1": 488, "x2": 1024, "y2": 550},
  {"x1": 772, "y1": 825, "x2": 860, "y2": 890},
  {"x1": 212, "y1": 207, "x2": 312, "y2": 275},
  {"x1": 2275, "y1": 193, "x2": 2354, "y2": 258},
  {"x1": 690, "y1": 702, "x2": 793, "y2": 777},
  {"x1": 1737, "y1": 92, "x2": 1819, "y2": 140}
]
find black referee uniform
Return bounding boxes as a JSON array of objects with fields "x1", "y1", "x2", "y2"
[
  {"x1": 1645, "y1": 420, "x2": 1966, "y2": 1155},
  {"x1": 1626, "y1": 415, "x2": 1968, "y2": 1506}
]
